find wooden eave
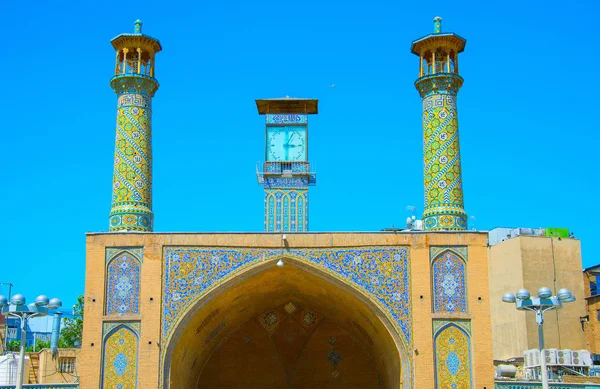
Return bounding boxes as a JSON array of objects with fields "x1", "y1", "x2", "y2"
[
  {"x1": 111, "y1": 34, "x2": 162, "y2": 53},
  {"x1": 410, "y1": 33, "x2": 466, "y2": 56},
  {"x1": 255, "y1": 98, "x2": 319, "y2": 114}
]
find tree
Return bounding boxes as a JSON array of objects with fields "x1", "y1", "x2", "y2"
[
  {"x1": 7, "y1": 339, "x2": 20, "y2": 352},
  {"x1": 33, "y1": 339, "x2": 50, "y2": 351},
  {"x1": 58, "y1": 295, "x2": 83, "y2": 348}
]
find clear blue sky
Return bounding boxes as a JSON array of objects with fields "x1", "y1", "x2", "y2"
[{"x1": 1, "y1": 1, "x2": 597, "y2": 309}]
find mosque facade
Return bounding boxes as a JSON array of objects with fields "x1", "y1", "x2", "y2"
[{"x1": 81, "y1": 18, "x2": 494, "y2": 389}]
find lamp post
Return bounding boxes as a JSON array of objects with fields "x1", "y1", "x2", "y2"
[
  {"x1": 502, "y1": 287, "x2": 576, "y2": 389},
  {"x1": 0, "y1": 293, "x2": 62, "y2": 389}
]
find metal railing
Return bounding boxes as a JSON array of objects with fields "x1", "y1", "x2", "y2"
[
  {"x1": 6, "y1": 328, "x2": 16, "y2": 339},
  {"x1": 495, "y1": 381, "x2": 600, "y2": 389}
]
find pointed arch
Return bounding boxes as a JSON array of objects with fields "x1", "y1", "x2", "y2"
[
  {"x1": 433, "y1": 322, "x2": 473, "y2": 389},
  {"x1": 161, "y1": 247, "x2": 412, "y2": 389},
  {"x1": 105, "y1": 250, "x2": 141, "y2": 315},
  {"x1": 431, "y1": 248, "x2": 467, "y2": 313},
  {"x1": 282, "y1": 193, "x2": 290, "y2": 231},
  {"x1": 101, "y1": 324, "x2": 139, "y2": 389},
  {"x1": 266, "y1": 193, "x2": 275, "y2": 231}
]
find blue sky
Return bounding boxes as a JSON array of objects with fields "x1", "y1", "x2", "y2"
[{"x1": 1, "y1": 1, "x2": 597, "y2": 309}]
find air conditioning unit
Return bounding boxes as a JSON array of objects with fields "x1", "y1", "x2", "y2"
[
  {"x1": 579, "y1": 350, "x2": 592, "y2": 367},
  {"x1": 572, "y1": 350, "x2": 582, "y2": 366},
  {"x1": 558, "y1": 350, "x2": 572, "y2": 365},
  {"x1": 524, "y1": 350, "x2": 533, "y2": 368},
  {"x1": 545, "y1": 349, "x2": 558, "y2": 365},
  {"x1": 531, "y1": 349, "x2": 540, "y2": 366}
]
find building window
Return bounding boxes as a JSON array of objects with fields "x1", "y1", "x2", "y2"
[
  {"x1": 597, "y1": 310, "x2": 600, "y2": 322},
  {"x1": 59, "y1": 357, "x2": 76, "y2": 374}
]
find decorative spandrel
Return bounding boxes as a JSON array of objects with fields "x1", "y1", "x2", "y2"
[{"x1": 162, "y1": 246, "x2": 411, "y2": 349}]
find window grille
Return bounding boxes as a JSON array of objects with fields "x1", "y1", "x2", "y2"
[{"x1": 59, "y1": 357, "x2": 76, "y2": 374}]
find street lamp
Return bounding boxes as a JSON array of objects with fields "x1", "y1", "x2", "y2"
[
  {"x1": 0, "y1": 293, "x2": 62, "y2": 389},
  {"x1": 502, "y1": 287, "x2": 576, "y2": 389}
]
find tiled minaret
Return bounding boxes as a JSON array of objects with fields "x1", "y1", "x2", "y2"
[
  {"x1": 108, "y1": 20, "x2": 162, "y2": 231},
  {"x1": 411, "y1": 17, "x2": 468, "y2": 230}
]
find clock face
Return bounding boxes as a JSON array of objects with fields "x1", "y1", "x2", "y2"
[{"x1": 266, "y1": 126, "x2": 307, "y2": 161}]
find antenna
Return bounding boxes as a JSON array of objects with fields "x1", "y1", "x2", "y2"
[
  {"x1": 470, "y1": 215, "x2": 476, "y2": 231},
  {"x1": 405, "y1": 206, "x2": 417, "y2": 230}
]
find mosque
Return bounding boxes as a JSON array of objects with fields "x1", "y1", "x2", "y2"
[{"x1": 81, "y1": 18, "x2": 495, "y2": 389}]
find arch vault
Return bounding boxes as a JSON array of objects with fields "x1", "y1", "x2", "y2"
[{"x1": 160, "y1": 248, "x2": 412, "y2": 389}]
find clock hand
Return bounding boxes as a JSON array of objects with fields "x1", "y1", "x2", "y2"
[{"x1": 286, "y1": 133, "x2": 296, "y2": 146}]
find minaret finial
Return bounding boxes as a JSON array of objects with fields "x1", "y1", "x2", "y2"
[
  {"x1": 134, "y1": 19, "x2": 143, "y2": 34},
  {"x1": 434, "y1": 16, "x2": 442, "y2": 33}
]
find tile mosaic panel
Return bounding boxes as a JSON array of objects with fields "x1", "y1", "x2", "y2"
[
  {"x1": 105, "y1": 249, "x2": 142, "y2": 315},
  {"x1": 433, "y1": 321, "x2": 472, "y2": 389},
  {"x1": 264, "y1": 189, "x2": 308, "y2": 232},
  {"x1": 101, "y1": 324, "x2": 139, "y2": 389},
  {"x1": 266, "y1": 114, "x2": 308, "y2": 124},
  {"x1": 162, "y1": 246, "x2": 411, "y2": 346},
  {"x1": 431, "y1": 249, "x2": 467, "y2": 313}
]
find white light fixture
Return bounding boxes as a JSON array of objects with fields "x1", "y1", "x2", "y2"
[
  {"x1": 282, "y1": 234, "x2": 287, "y2": 241},
  {"x1": 277, "y1": 259, "x2": 284, "y2": 267}
]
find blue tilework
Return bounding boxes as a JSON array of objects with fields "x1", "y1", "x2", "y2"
[
  {"x1": 431, "y1": 250, "x2": 467, "y2": 313},
  {"x1": 162, "y1": 247, "x2": 411, "y2": 346},
  {"x1": 433, "y1": 322, "x2": 473, "y2": 389},
  {"x1": 106, "y1": 250, "x2": 142, "y2": 315}
]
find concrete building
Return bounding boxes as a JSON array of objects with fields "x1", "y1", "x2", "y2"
[
  {"x1": 582, "y1": 265, "x2": 600, "y2": 355},
  {"x1": 488, "y1": 227, "x2": 586, "y2": 361}
]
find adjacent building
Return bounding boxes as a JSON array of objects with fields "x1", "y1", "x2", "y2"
[
  {"x1": 488, "y1": 227, "x2": 586, "y2": 361},
  {"x1": 583, "y1": 265, "x2": 600, "y2": 355}
]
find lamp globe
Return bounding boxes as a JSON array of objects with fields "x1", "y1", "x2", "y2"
[
  {"x1": 11, "y1": 294, "x2": 26, "y2": 306},
  {"x1": 502, "y1": 293, "x2": 516, "y2": 303},
  {"x1": 35, "y1": 295, "x2": 49, "y2": 307},
  {"x1": 538, "y1": 287, "x2": 552, "y2": 299},
  {"x1": 48, "y1": 298, "x2": 63, "y2": 310},
  {"x1": 516, "y1": 289, "x2": 530, "y2": 300},
  {"x1": 557, "y1": 288, "x2": 572, "y2": 301}
]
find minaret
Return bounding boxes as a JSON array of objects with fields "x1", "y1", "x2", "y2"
[
  {"x1": 411, "y1": 17, "x2": 468, "y2": 231},
  {"x1": 108, "y1": 20, "x2": 162, "y2": 232},
  {"x1": 256, "y1": 98, "x2": 317, "y2": 232}
]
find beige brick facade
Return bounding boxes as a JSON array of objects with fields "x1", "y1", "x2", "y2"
[
  {"x1": 488, "y1": 236, "x2": 586, "y2": 361},
  {"x1": 81, "y1": 231, "x2": 494, "y2": 389}
]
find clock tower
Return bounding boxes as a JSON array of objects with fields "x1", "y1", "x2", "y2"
[{"x1": 256, "y1": 98, "x2": 317, "y2": 232}]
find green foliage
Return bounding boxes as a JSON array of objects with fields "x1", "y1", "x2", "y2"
[
  {"x1": 7, "y1": 339, "x2": 51, "y2": 352},
  {"x1": 7, "y1": 339, "x2": 20, "y2": 352},
  {"x1": 35, "y1": 339, "x2": 51, "y2": 351},
  {"x1": 58, "y1": 295, "x2": 84, "y2": 348}
]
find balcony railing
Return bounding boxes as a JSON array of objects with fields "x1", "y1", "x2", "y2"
[
  {"x1": 495, "y1": 381, "x2": 600, "y2": 389},
  {"x1": 256, "y1": 162, "x2": 316, "y2": 186}
]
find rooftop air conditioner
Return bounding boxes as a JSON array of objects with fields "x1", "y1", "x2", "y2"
[
  {"x1": 558, "y1": 350, "x2": 572, "y2": 366},
  {"x1": 545, "y1": 349, "x2": 558, "y2": 365}
]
